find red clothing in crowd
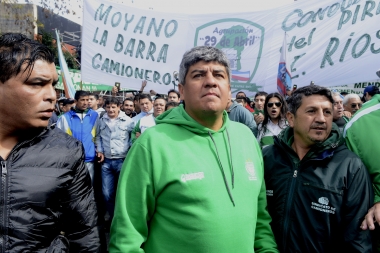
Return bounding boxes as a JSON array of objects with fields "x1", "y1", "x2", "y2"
[{"x1": 245, "y1": 104, "x2": 254, "y2": 112}]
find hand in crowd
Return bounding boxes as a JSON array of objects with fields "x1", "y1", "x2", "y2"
[
  {"x1": 361, "y1": 203, "x2": 380, "y2": 230},
  {"x1": 97, "y1": 152, "x2": 104, "y2": 163},
  {"x1": 254, "y1": 113, "x2": 264, "y2": 125},
  {"x1": 343, "y1": 111, "x2": 352, "y2": 119},
  {"x1": 141, "y1": 80, "x2": 147, "y2": 89},
  {"x1": 111, "y1": 86, "x2": 118, "y2": 96}
]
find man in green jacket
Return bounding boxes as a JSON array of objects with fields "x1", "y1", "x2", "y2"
[
  {"x1": 263, "y1": 85, "x2": 373, "y2": 252},
  {"x1": 109, "y1": 46, "x2": 278, "y2": 253},
  {"x1": 345, "y1": 93, "x2": 380, "y2": 249}
]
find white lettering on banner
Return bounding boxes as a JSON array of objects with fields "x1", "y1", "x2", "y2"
[
  {"x1": 82, "y1": 0, "x2": 380, "y2": 96},
  {"x1": 181, "y1": 172, "x2": 205, "y2": 183}
]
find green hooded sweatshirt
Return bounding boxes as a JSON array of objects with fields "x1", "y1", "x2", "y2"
[
  {"x1": 345, "y1": 94, "x2": 380, "y2": 203},
  {"x1": 109, "y1": 105, "x2": 278, "y2": 253}
]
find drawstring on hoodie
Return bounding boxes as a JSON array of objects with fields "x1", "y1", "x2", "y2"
[{"x1": 208, "y1": 129, "x2": 235, "y2": 206}]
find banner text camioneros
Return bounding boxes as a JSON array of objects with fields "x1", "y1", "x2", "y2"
[{"x1": 91, "y1": 4, "x2": 179, "y2": 85}]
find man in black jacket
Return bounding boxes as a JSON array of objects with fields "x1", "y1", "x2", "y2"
[
  {"x1": 0, "y1": 33, "x2": 100, "y2": 252},
  {"x1": 263, "y1": 85, "x2": 373, "y2": 252}
]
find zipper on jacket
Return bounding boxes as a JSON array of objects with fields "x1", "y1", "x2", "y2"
[
  {"x1": 303, "y1": 182, "x2": 343, "y2": 195},
  {"x1": 0, "y1": 161, "x2": 7, "y2": 252},
  {"x1": 282, "y1": 163, "x2": 299, "y2": 250}
]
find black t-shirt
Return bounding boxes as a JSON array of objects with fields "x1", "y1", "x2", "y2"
[{"x1": 128, "y1": 111, "x2": 138, "y2": 118}]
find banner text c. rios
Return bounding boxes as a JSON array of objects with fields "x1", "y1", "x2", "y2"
[{"x1": 281, "y1": 0, "x2": 380, "y2": 84}]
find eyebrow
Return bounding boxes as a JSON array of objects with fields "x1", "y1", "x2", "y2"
[
  {"x1": 27, "y1": 77, "x2": 58, "y2": 84},
  {"x1": 190, "y1": 69, "x2": 226, "y2": 75},
  {"x1": 305, "y1": 106, "x2": 332, "y2": 110}
]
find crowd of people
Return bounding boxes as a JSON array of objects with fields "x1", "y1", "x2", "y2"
[{"x1": 1, "y1": 32, "x2": 380, "y2": 253}]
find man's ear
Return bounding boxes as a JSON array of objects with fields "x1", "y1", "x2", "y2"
[
  {"x1": 286, "y1": 111, "x2": 295, "y2": 127},
  {"x1": 178, "y1": 83, "x2": 185, "y2": 100}
]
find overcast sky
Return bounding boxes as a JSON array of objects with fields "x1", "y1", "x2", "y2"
[{"x1": 26, "y1": 0, "x2": 295, "y2": 24}]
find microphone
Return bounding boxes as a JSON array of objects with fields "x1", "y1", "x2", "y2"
[
  {"x1": 173, "y1": 71, "x2": 179, "y2": 81},
  {"x1": 376, "y1": 69, "x2": 380, "y2": 78}
]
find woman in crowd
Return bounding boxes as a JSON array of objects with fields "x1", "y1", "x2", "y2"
[{"x1": 257, "y1": 92, "x2": 288, "y2": 149}]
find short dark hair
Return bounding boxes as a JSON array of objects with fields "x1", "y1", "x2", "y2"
[
  {"x1": 287, "y1": 85, "x2": 334, "y2": 115},
  {"x1": 255, "y1": 91, "x2": 268, "y2": 99},
  {"x1": 123, "y1": 97, "x2": 134, "y2": 104},
  {"x1": 236, "y1": 91, "x2": 246, "y2": 98},
  {"x1": 165, "y1": 101, "x2": 179, "y2": 110},
  {"x1": 63, "y1": 99, "x2": 75, "y2": 106},
  {"x1": 89, "y1": 93, "x2": 99, "y2": 100},
  {"x1": 139, "y1": 94, "x2": 152, "y2": 102},
  {"x1": 168, "y1": 89, "x2": 180, "y2": 98},
  {"x1": 154, "y1": 97, "x2": 167, "y2": 104},
  {"x1": 0, "y1": 33, "x2": 55, "y2": 83},
  {"x1": 133, "y1": 93, "x2": 141, "y2": 102},
  {"x1": 74, "y1": 90, "x2": 90, "y2": 101},
  {"x1": 105, "y1": 97, "x2": 120, "y2": 106}
]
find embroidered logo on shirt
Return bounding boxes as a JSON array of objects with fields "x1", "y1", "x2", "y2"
[
  {"x1": 181, "y1": 172, "x2": 204, "y2": 182},
  {"x1": 311, "y1": 197, "x2": 336, "y2": 214},
  {"x1": 245, "y1": 159, "x2": 257, "y2": 181},
  {"x1": 266, "y1": 190, "x2": 273, "y2": 196}
]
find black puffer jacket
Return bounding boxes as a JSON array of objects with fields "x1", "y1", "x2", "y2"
[
  {"x1": 0, "y1": 125, "x2": 100, "y2": 252},
  {"x1": 263, "y1": 125, "x2": 373, "y2": 253}
]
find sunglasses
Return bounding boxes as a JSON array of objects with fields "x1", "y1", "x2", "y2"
[
  {"x1": 350, "y1": 103, "x2": 362, "y2": 109},
  {"x1": 267, "y1": 102, "x2": 282, "y2": 108}
]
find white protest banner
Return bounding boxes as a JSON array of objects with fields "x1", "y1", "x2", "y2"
[
  {"x1": 55, "y1": 67, "x2": 115, "y2": 92},
  {"x1": 82, "y1": 0, "x2": 190, "y2": 92},
  {"x1": 82, "y1": 0, "x2": 380, "y2": 96},
  {"x1": 187, "y1": 11, "x2": 279, "y2": 94},
  {"x1": 272, "y1": 0, "x2": 380, "y2": 95},
  {"x1": 330, "y1": 78, "x2": 380, "y2": 95}
]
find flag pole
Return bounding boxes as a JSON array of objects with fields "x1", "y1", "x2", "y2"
[{"x1": 277, "y1": 32, "x2": 292, "y2": 96}]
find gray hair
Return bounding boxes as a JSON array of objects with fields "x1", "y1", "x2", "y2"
[
  {"x1": 343, "y1": 93, "x2": 360, "y2": 105},
  {"x1": 178, "y1": 46, "x2": 231, "y2": 85},
  {"x1": 331, "y1": 92, "x2": 341, "y2": 97}
]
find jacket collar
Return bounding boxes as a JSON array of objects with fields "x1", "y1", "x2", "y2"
[
  {"x1": 102, "y1": 111, "x2": 128, "y2": 121},
  {"x1": 69, "y1": 108, "x2": 95, "y2": 117},
  {"x1": 275, "y1": 123, "x2": 344, "y2": 161}
]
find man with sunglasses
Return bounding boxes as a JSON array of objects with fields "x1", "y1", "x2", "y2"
[
  {"x1": 263, "y1": 85, "x2": 372, "y2": 252},
  {"x1": 343, "y1": 94, "x2": 362, "y2": 115}
]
